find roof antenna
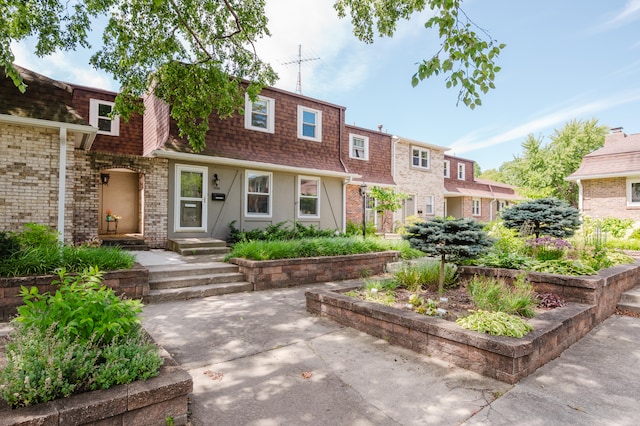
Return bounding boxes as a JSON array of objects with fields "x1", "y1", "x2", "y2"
[{"x1": 282, "y1": 45, "x2": 319, "y2": 95}]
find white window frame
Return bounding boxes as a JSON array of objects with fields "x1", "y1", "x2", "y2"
[
  {"x1": 89, "y1": 98, "x2": 120, "y2": 136},
  {"x1": 297, "y1": 105, "x2": 322, "y2": 142},
  {"x1": 245, "y1": 94, "x2": 275, "y2": 133},
  {"x1": 425, "y1": 195, "x2": 435, "y2": 215},
  {"x1": 472, "y1": 198, "x2": 481, "y2": 216},
  {"x1": 174, "y1": 164, "x2": 208, "y2": 232},
  {"x1": 498, "y1": 200, "x2": 508, "y2": 211},
  {"x1": 245, "y1": 170, "x2": 273, "y2": 217},
  {"x1": 297, "y1": 176, "x2": 321, "y2": 218},
  {"x1": 349, "y1": 134, "x2": 369, "y2": 160},
  {"x1": 626, "y1": 178, "x2": 640, "y2": 206},
  {"x1": 411, "y1": 147, "x2": 430, "y2": 170},
  {"x1": 444, "y1": 160, "x2": 450, "y2": 178},
  {"x1": 458, "y1": 163, "x2": 466, "y2": 180}
]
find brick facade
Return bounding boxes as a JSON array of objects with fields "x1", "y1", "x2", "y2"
[{"x1": 581, "y1": 178, "x2": 640, "y2": 220}]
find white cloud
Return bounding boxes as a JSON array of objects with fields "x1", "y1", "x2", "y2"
[
  {"x1": 601, "y1": 0, "x2": 640, "y2": 29},
  {"x1": 449, "y1": 90, "x2": 640, "y2": 154}
]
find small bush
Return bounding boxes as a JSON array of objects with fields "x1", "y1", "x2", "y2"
[
  {"x1": 467, "y1": 275, "x2": 537, "y2": 318},
  {"x1": 394, "y1": 261, "x2": 457, "y2": 292},
  {"x1": 530, "y1": 259, "x2": 597, "y2": 276},
  {"x1": 228, "y1": 220, "x2": 338, "y2": 243},
  {"x1": 0, "y1": 231, "x2": 20, "y2": 260},
  {"x1": 16, "y1": 223, "x2": 60, "y2": 249},
  {"x1": 456, "y1": 310, "x2": 533, "y2": 338},
  {"x1": 536, "y1": 292, "x2": 567, "y2": 309},
  {"x1": 476, "y1": 250, "x2": 531, "y2": 270}
]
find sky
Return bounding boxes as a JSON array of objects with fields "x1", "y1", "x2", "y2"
[{"x1": 12, "y1": 0, "x2": 640, "y2": 172}]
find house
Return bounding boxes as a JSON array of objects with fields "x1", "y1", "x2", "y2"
[
  {"x1": 567, "y1": 127, "x2": 640, "y2": 221},
  {"x1": 444, "y1": 155, "x2": 520, "y2": 222},
  {"x1": 1, "y1": 66, "x2": 395, "y2": 247},
  {"x1": 392, "y1": 136, "x2": 449, "y2": 227}
]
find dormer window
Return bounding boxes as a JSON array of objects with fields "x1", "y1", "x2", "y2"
[
  {"x1": 297, "y1": 106, "x2": 322, "y2": 142},
  {"x1": 245, "y1": 94, "x2": 275, "y2": 133},
  {"x1": 89, "y1": 99, "x2": 120, "y2": 136},
  {"x1": 458, "y1": 163, "x2": 466, "y2": 180},
  {"x1": 349, "y1": 134, "x2": 369, "y2": 160}
]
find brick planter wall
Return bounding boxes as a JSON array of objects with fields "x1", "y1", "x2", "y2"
[
  {"x1": 0, "y1": 345, "x2": 193, "y2": 426},
  {"x1": 0, "y1": 265, "x2": 149, "y2": 321},
  {"x1": 230, "y1": 251, "x2": 399, "y2": 291},
  {"x1": 306, "y1": 261, "x2": 640, "y2": 384}
]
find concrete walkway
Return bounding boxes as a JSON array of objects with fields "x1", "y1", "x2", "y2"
[{"x1": 138, "y1": 251, "x2": 640, "y2": 425}]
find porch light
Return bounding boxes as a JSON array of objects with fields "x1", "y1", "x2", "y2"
[
  {"x1": 100, "y1": 173, "x2": 110, "y2": 185},
  {"x1": 213, "y1": 173, "x2": 220, "y2": 189}
]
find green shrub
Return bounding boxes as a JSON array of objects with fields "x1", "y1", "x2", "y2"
[
  {"x1": 467, "y1": 275, "x2": 537, "y2": 318},
  {"x1": 345, "y1": 220, "x2": 376, "y2": 237},
  {"x1": 228, "y1": 220, "x2": 338, "y2": 243},
  {"x1": 456, "y1": 310, "x2": 533, "y2": 338},
  {"x1": 0, "y1": 231, "x2": 20, "y2": 260},
  {"x1": 16, "y1": 223, "x2": 60, "y2": 249},
  {"x1": 476, "y1": 251, "x2": 531, "y2": 270},
  {"x1": 15, "y1": 267, "x2": 142, "y2": 345},
  {"x1": 583, "y1": 216, "x2": 634, "y2": 239},
  {"x1": 394, "y1": 261, "x2": 457, "y2": 292},
  {"x1": 529, "y1": 259, "x2": 597, "y2": 276},
  {"x1": 605, "y1": 238, "x2": 640, "y2": 250}
]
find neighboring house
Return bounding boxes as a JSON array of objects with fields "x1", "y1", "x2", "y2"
[
  {"x1": 567, "y1": 127, "x2": 640, "y2": 221},
  {"x1": 444, "y1": 155, "x2": 520, "y2": 222},
  {"x1": 392, "y1": 136, "x2": 449, "y2": 227}
]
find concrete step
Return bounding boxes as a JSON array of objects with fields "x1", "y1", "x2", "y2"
[
  {"x1": 146, "y1": 281, "x2": 253, "y2": 303},
  {"x1": 176, "y1": 246, "x2": 230, "y2": 257},
  {"x1": 147, "y1": 263, "x2": 239, "y2": 280},
  {"x1": 619, "y1": 287, "x2": 640, "y2": 304},
  {"x1": 617, "y1": 301, "x2": 640, "y2": 314},
  {"x1": 168, "y1": 238, "x2": 227, "y2": 249},
  {"x1": 150, "y1": 272, "x2": 248, "y2": 290}
]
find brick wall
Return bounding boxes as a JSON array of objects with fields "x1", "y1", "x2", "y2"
[
  {"x1": 582, "y1": 178, "x2": 640, "y2": 220},
  {"x1": 73, "y1": 151, "x2": 169, "y2": 248},
  {"x1": 342, "y1": 125, "x2": 394, "y2": 185},
  {"x1": 393, "y1": 139, "x2": 445, "y2": 222},
  {"x1": 0, "y1": 123, "x2": 76, "y2": 240},
  {"x1": 346, "y1": 184, "x2": 365, "y2": 229}
]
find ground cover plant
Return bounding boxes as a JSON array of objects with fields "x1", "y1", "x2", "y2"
[
  {"x1": 0, "y1": 224, "x2": 135, "y2": 277},
  {"x1": 225, "y1": 236, "x2": 423, "y2": 261},
  {"x1": 0, "y1": 267, "x2": 162, "y2": 408}
]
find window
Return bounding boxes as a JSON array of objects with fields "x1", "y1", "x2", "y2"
[
  {"x1": 365, "y1": 194, "x2": 377, "y2": 226},
  {"x1": 425, "y1": 195, "x2": 434, "y2": 215},
  {"x1": 444, "y1": 160, "x2": 450, "y2": 178},
  {"x1": 245, "y1": 95, "x2": 275, "y2": 133},
  {"x1": 175, "y1": 164, "x2": 207, "y2": 232},
  {"x1": 627, "y1": 178, "x2": 640, "y2": 206},
  {"x1": 412, "y1": 147, "x2": 430, "y2": 169},
  {"x1": 245, "y1": 170, "x2": 272, "y2": 216},
  {"x1": 349, "y1": 134, "x2": 369, "y2": 160},
  {"x1": 472, "y1": 198, "x2": 481, "y2": 216},
  {"x1": 498, "y1": 200, "x2": 508, "y2": 211},
  {"x1": 297, "y1": 106, "x2": 322, "y2": 141},
  {"x1": 458, "y1": 163, "x2": 466, "y2": 180},
  {"x1": 298, "y1": 176, "x2": 320, "y2": 218},
  {"x1": 89, "y1": 99, "x2": 120, "y2": 136}
]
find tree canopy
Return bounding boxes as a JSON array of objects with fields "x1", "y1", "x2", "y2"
[
  {"x1": 500, "y1": 197, "x2": 581, "y2": 239},
  {"x1": 480, "y1": 119, "x2": 608, "y2": 205},
  {"x1": 2, "y1": 0, "x2": 504, "y2": 152}
]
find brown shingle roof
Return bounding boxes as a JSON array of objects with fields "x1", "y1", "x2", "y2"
[
  {"x1": 567, "y1": 133, "x2": 640, "y2": 180},
  {"x1": 0, "y1": 65, "x2": 87, "y2": 125}
]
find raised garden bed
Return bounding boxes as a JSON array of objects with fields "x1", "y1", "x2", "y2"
[
  {"x1": 230, "y1": 251, "x2": 400, "y2": 291},
  {"x1": 306, "y1": 261, "x2": 640, "y2": 384},
  {"x1": 0, "y1": 339, "x2": 192, "y2": 426}
]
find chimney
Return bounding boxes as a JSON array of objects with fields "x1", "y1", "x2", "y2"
[{"x1": 604, "y1": 127, "x2": 626, "y2": 146}]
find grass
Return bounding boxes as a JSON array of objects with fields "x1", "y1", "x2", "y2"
[
  {"x1": 394, "y1": 261, "x2": 457, "y2": 292},
  {"x1": 226, "y1": 237, "x2": 423, "y2": 261},
  {"x1": 467, "y1": 275, "x2": 537, "y2": 318}
]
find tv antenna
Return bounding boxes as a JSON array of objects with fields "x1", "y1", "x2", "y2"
[{"x1": 282, "y1": 45, "x2": 319, "y2": 95}]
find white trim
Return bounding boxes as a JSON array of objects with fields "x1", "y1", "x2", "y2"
[
  {"x1": 297, "y1": 105, "x2": 322, "y2": 142},
  {"x1": 89, "y1": 98, "x2": 120, "y2": 136},
  {"x1": 152, "y1": 150, "x2": 359, "y2": 180},
  {"x1": 626, "y1": 177, "x2": 640, "y2": 206},
  {"x1": 567, "y1": 172, "x2": 640, "y2": 181},
  {"x1": 425, "y1": 194, "x2": 434, "y2": 215},
  {"x1": 245, "y1": 170, "x2": 273, "y2": 218},
  {"x1": 458, "y1": 163, "x2": 466, "y2": 180},
  {"x1": 174, "y1": 164, "x2": 208, "y2": 232},
  {"x1": 297, "y1": 175, "x2": 321, "y2": 218},
  {"x1": 245, "y1": 94, "x2": 275, "y2": 133},
  {"x1": 444, "y1": 160, "x2": 450, "y2": 178},
  {"x1": 349, "y1": 133, "x2": 369, "y2": 160},
  {"x1": 0, "y1": 114, "x2": 96, "y2": 149},
  {"x1": 394, "y1": 135, "x2": 450, "y2": 151},
  {"x1": 57, "y1": 128, "x2": 67, "y2": 243}
]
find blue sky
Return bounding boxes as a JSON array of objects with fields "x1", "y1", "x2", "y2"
[{"x1": 12, "y1": 0, "x2": 640, "y2": 171}]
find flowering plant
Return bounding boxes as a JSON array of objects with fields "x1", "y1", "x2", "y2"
[
  {"x1": 105, "y1": 209, "x2": 121, "y2": 220},
  {"x1": 526, "y1": 236, "x2": 572, "y2": 261}
]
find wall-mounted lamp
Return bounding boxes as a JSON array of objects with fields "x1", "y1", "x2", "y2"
[
  {"x1": 212, "y1": 173, "x2": 220, "y2": 189},
  {"x1": 100, "y1": 173, "x2": 110, "y2": 185}
]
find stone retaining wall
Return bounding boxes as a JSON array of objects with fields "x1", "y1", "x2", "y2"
[
  {"x1": 230, "y1": 251, "x2": 399, "y2": 291},
  {"x1": 0, "y1": 265, "x2": 149, "y2": 321},
  {"x1": 0, "y1": 346, "x2": 193, "y2": 426},
  {"x1": 306, "y1": 262, "x2": 640, "y2": 384}
]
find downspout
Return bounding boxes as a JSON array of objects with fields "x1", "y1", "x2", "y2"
[
  {"x1": 57, "y1": 127, "x2": 67, "y2": 244},
  {"x1": 339, "y1": 107, "x2": 350, "y2": 233},
  {"x1": 488, "y1": 184, "x2": 496, "y2": 222}
]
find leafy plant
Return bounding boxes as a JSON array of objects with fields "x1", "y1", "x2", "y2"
[
  {"x1": 456, "y1": 310, "x2": 533, "y2": 338},
  {"x1": 14, "y1": 267, "x2": 143, "y2": 345},
  {"x1": 525, "y1": 236, "x2": 572, "y2": 261},
  {"x1": 476, "y1": 251, "x2": 531, "y2": 270},
  {"x1": 0, "y1": 230, "x2": 20, "y2": 260},
  {"x1": 529, "y1": 259, "x2": 597, "y2": 276},
  {"x1": 16, "y1": 223, "x2": 60, "y2": 249},
  {"x1": 228, "y1": 220, "x2": 337, "y2": 243},
  {"x1": 536, "y1": 292, "x2": 567, "y2": 309},
  {"x1": 416, "y1": 298, "x2": 439, "y2": 316},
  {"x1": 467, "y1": 274, "x2": 537, "y2": 318},
  {"x1": 582, "y1": 216, "x2": 633, "y2": 239}
]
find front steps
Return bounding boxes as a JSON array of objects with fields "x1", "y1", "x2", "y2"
[
  {"x1": 167, "y1": 238, "x2": 230, "y2": 259},
  {"x1": 146, "y1": 262, "x2": 252, "y2": 303},
  {"x1": 617, "y1": 286, "x2": 640, "y2": 314},
  {"x1": 101, "y1": 235, "x2": 148, "y2": 251}
]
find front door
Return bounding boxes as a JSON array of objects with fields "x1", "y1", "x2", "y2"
[{"x1": 175, "y1": 165, "x2": 208, "y2": 232}]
